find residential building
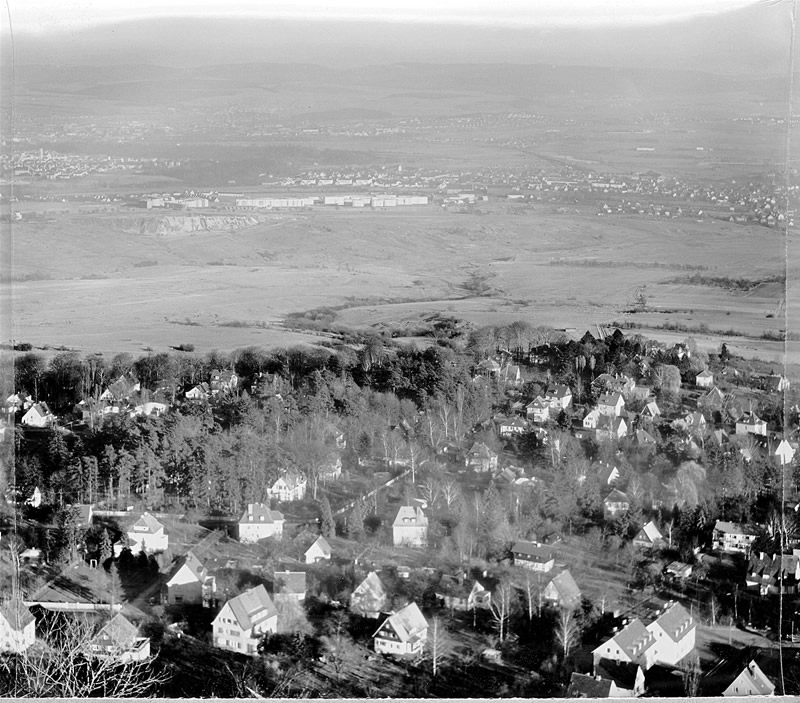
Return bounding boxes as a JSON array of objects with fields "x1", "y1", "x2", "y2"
[
  {"x1": 721, "y1": 660, "x2": 775, "y2": 697},
  {"x1": 604, "y1": 490, "x2": 630, "y2": 518},
  {"x1": 350, "y1": 571, "x2": 389, "y2": 618},
  {"x1": 304, "y1": 535, "x2": 331, "y2": 564},
  {"x1": 595, "y1": 659, "x2": 647, "y2": 697},
  {"x1": 527, "y1": 397, "x2": 551, "y2": 424},
  {"x1": 273, "y1": 571, "x2": 307, "y2": 602},
  {"x1": 696, "y1": 370, "x2": 714, "y2": 388},
  {"x1": 699, "y1": 387, "x2": 726, "y2": 412},
  {"x1": 713, "y1": 521, "x2": 759, "y2": 554},
  {"x1": 392, "y1": 506, "x2": 428, "y2": 547},
  {"x1": 238, "y1": 503, "x2": 285, "y2": 543},
  {"x1": 598, "y1": 392, "x2": 625, "y2": 417},
  {"x1": 596, "y1": 415, "x2": 627, "y2": 442},
  {"x1": 213, "y1": 585, "x2": 278, "y2": 655},
  {"x1": 567, "y1": 673, "x2": 629, "y2": 698},
  {"x1": 127, "y1": 512, "x2": 168, "y2": 554},
  {"x1": 21, "y1": 402, "x2": 55, "y2": 427},
  {"x1": 633, "y1": 521, "x2": 664, "y2": 549},
  {"x1": 164, "y1": 550, "x2": 215, "y2": 606},
  {"x1": 499, "y1": 416, "x2": 529, "y2": 436},
  {"x1": 267, "y1": 472, "x2": 307, "y2": 502},
  {"x1": 543, "y1": 570, "x2": 581, "y2": 610},
  {"x1": 746, "y1": 552, "x2": 800, "y2": 595},
  {"x1": 89, "y1": 613, "x2": 150, "y2": 662},
  {"x1": 664, "y1": 561, "x2": 693, "y2": 581},
  {"x1": 465, "y1": 442, "x2": 498, "y2": 472},
  {"x1": 545, "y1": 384, "x2": 573, "y2": 410},
  {"x1": 736, "y1": 411, "x2": 768, "y2": 436},
  {"x1": 634, "y1": 429, "x2": 657, "y2": 447},
  {"x1": 0, "y1": 600, "x2": 35, "y2": 653},
  {"x1": 597, "y1": 462, "x2": 620, "y2": 486},
  {"x1": 583, "y1": 408, "x2": 602, "y2": 430},
  {"x1": 640, "y1": 400, "x2": 661, "y2": 422},
  {"x1": 511, "y1": 541, "x2": 554, "y2": 572},
  {"x1": 684, "y1": 411, "x2": 707, "y2": 433},
  {"x1": 185, "y1": 383, "x2": 210, "y2": 401},
  {"x1": 645, "y1": 602, "x2": 696, "y2": 667},
  {"x1": 373, "y1": 602, "x2": 428, "y2": 656},
  {"x1": 592, "y1": 618, "x2": 658, "y2": 670}
]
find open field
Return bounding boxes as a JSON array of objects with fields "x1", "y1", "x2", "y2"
[{"x1": 2, "y1": 203, "x2": 796, "y2": 360}]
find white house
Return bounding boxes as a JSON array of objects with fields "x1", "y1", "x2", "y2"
[
  {"x1": 736, "y1": 411, "x2": 768, "y2": 436},
  {"x1": 722, "y1": 660, "x2": 775, "y2": 697},
  {"x1": 592, "y1": 618, "x2": 658, "y2": 670},
  {"x1": 21, "y1": 402, "x2": 55, "y2": 427},
  {"x1": 713, "y1": 520, "x2": 759, "y2": 554},
  {"x1": 465, "y1": 442, "x2": 498, "y2": 472},
  {"x1": 165, "y1": 550, "x2": 216, "y2": 606},
  {"x1": 268, "y1": 473, "x2": 307, "y2": 502},
  {"x1": 604, "y1": 490, "x2": 630, "y2": 517},
  {"x1": 527, "y1": 397, "x2": 551, "y2": 424},
  {"x1": 0, "y1": 600, "x2": 35, "y2": 653},
  {"x1": 498, "y1": 416, "x2": 528, "y2": 437},
  {"x1": 127, "y1": 512, "x2": 168, "y2": 554},
  {"x1": 545, "y1": 384, "x2": 573, "y2": 410},
  {"x1": 350, "y1": 571, "x2": 389, "y2": 618},
  {"x1": 304, "y1": 535, "x2": 332, "y2": 564},
  {"x1": 645, "y1": 602, "x2": 696, "y2": 667},
  {"x1": 238, "y1": 504, "x2": 284, "y2": 543},
  {"x1": 89, "y1": 613, "x2": 150, "y2": 662},
  {"x1": 583, "y1": 408, "x2": 602, "y2": 430},
  {"x1": 213, "y1": 584, "x2": 277, "y2": 655},
  {"x1": 393, "y1": 506, "x2": 428, "y2": 547},
  {"x1": 373, "y1": 602, "x2": 428, "y2": 656},
  {"x1": 598, "y1": 392, "x2": 625, "y2": 417},
  {"x1": 511, "y1": 541, "x2": 554, "y2": 572},
  {"x1": 543, "y1": 570, "x2": 581, "y2": 610},
  {"x1": 696, "y1": 369, "x2": 714, "y2": 388}
]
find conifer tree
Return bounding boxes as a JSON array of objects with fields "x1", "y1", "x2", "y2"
[{"x1": 320, "y1": 496, "x2": 336, "y2": 538}]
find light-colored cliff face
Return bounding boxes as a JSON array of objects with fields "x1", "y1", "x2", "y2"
[{"x1": 130, "y1": 215, "x2": 260, "y2": 236}]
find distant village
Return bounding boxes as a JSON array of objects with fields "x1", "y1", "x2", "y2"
[{"x1": 1, "y1": 322, "x2": 797, "y2": 696}]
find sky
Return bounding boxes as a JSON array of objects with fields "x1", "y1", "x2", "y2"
[{"x1": 9, "y1": 0, "x2": 763, "y2": 34}]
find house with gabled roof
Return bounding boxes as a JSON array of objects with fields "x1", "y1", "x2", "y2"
[
  {"x1": 273, "y1": 571, "x2": 307, "y2": 602},
  {"x1": 511, "y1": 541, "x2": 554, "y2": 572},
  {"x1": 699, "y1": 386, "x2": 726, "y2": 412},
  {"x1": 696, "y1": 369, "x2": 714, "y2": 388},
  {"x1": 592, "y1": 618, "x2": 658, "y2": 670},
  {"x1": 127, "y1": 512, "x2": 168, "y2": 554},
  {"x1": 596, "y1": 415, "x2": 627, "y2": 442},
  {"x1": 238, "y1": 503, "x2": 284, "y2": 543},
  {"x1": 710, "y1": 428, "x2": 729, "y2": 448},
  {"x1": 25, "y1": 562, "x2": 122, "y2": 613},
  {"x1": 498, "y1": 416, "x2": 529, "y2": 437},
  {"x1": 393, "y1": 506, "x2": 428, "y2": 547},
  {"x1": 567, "y1": 673, "x2": 620, "y2": 698},
  {"x1": 684, "y1": 411, "x2": 707, "y2": 433},
  {"x1": 21, "y1": 402, "x2": 55, "y2": 427},
  {"x1": 501, "y1": 364, "x2": 523, "y2": 385},
  {"x1": 165, "y1": 550, "x2": 216, "y2": 606},
  {"x1": 0, "y1": 599, "x2": 35, "y2": 653},
  {"x1": 209, "y1": 369, "x2": 238, "y2": 395},
  {"x1": 746, "y1": 552, "x2": 800, "y2": 595},
  {"x1": 545, "y1": 384, "x2": 572, "y2": 410},
  {"x1": 713, "y1": 520, "x2": 759, "y2": 554},
  {"x1": 646, "y1": 602, "x2": 695, "y2": 667},
  {"x1": 268, "y1": 472, "x2": 307, "y2": 502},
  {"x1": 634, "y1": 428, "x2": 657, "y2": 448},
  {"x1": 100, "y1": 373, "x2": 140, "y2": 402},
  {"x1": 633, "y1": 521, "x2": 664, "y2": 549},
  {"x1": 598, "y1": 392, "x2": 625, "y2": 417},
  {"x1": 594, "y1": 659, "x2": 647, "y2": 697},
  {"x1": 543, "y1": 570, "x2": 581, "y2": 610},
  {"x1": 350, "y1": 571, "x2": 389, "y2": 618},
  {"x1": 373, "y1": 601, "x2": 428, "y2": 656},
  {"x1": 604, "y1": 490, "x2": 630, "y2": 517},
  {"x1": 477, "y1": 359, "x2": 501, "y2": 378},
  {"x1": 640, "y1": 400, "x2": 661, "y2": 422},
  {"x1": 736, "y1": 411, "x2": 768, "y2": 436},
  {"x1": 527, "y1": 397, "x2": 551, "y2": 424},
  {"x1": 597, "y1": 462, "x2": 620, "y2": 486},
  {"x1": 465, "y1": 442, "x2": 498, "y2": 472},
  {"x1": 89, "y1": 612, "x2": 150, "y2": 662},
  {"x1": 213, "y1": 584, "x2": 277, "y2": 655},
  {"x1": 304, "y1": 535, "x2": 331, "y2": 564},
  {"x1": 720, "y1": 660, "x2": 775, "y2": 697},
  {"x1": 583, "y1": 408, "x2": 602, "y2": 430},
  {"x1": 185, "y1": 382, "x2": 210, "y2": 401}
]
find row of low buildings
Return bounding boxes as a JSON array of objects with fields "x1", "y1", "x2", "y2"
[{"x1": 232, "y1": 194, "x2": 429, "y2": 209}]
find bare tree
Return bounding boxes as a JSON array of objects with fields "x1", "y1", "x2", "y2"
[
  {"x1": 489, "y1": 582, "x2": 517, "y2": 642},
  {"x1": 0, "y1": 615, "x2": 167, "y2": 697},
  {"x1": 441, "y1": 479, "x2": 461, "y2": 511},
  {"x1": 523, "y1": 572, "x2": 543, "y2": 620},
  {"x1": 554, "y1": 607, "x2": 581, "y2": 660},
  {"x1": 419, "y1": 475, "x2": 442, "y2": 508},
  {"x1": 426, "y1": 616, "x2": 452, "y2": 677}
]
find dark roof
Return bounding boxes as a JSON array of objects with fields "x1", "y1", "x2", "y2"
[
  {"x1": 239, "y1": 503, "x2": 284, "y2": 524},
  {"x1": 547, "y1": 570, "x2": 581, "y2": 607},
  {"x1": 595, "y1": 658, "x2": 640, "y2": 689},
  {"x1": 224, "y1": 584, "x2": 276, "y2": 629},
  {"x1": 273, "y1": 571, "x2": 307, "y2": 595},
  {"x1": 604, "y1": 489, "x2": 630, "y2": 504},
  {"x1": 92, "y1": 612, "x2": 140, "y2": 649},
  {"x1": 568, "y1": 673, "x2": 613, "y2": 698},
  {"x1": 512, "y1": 541, "x2": 553, "y2": 562}
]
